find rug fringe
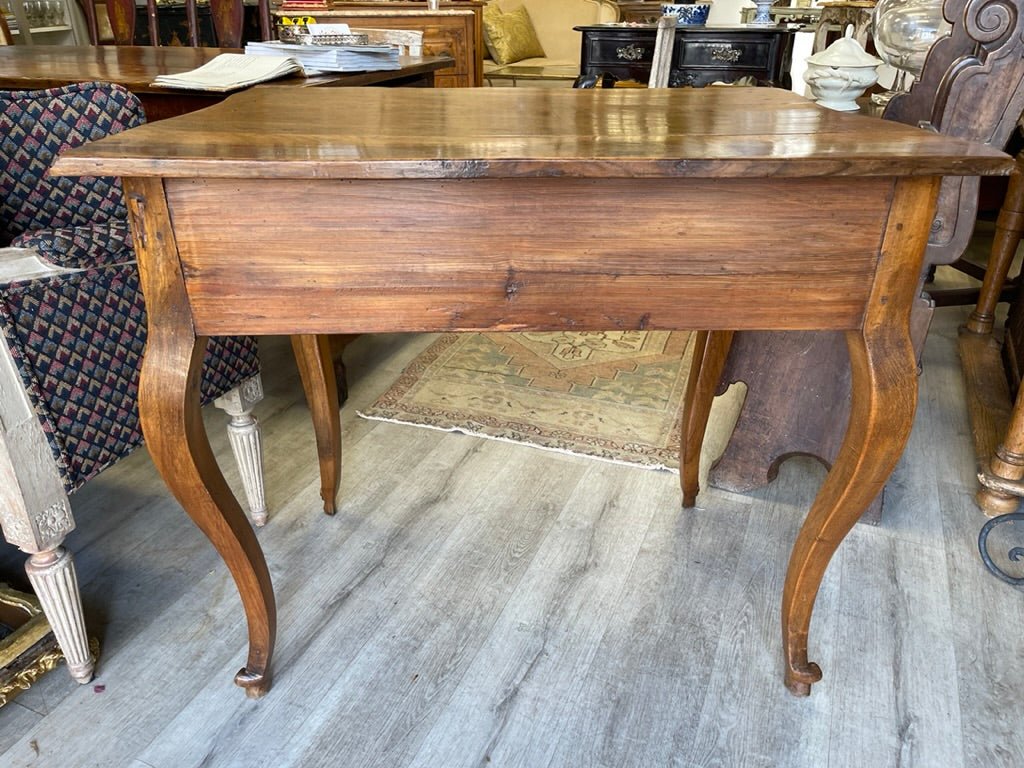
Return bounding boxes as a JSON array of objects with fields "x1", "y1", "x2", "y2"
[{"x1": 355, "y1": 410, "x2": 679, "y2": 474}]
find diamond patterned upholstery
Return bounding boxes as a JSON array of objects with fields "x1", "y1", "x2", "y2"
[
  {"x1": 0, "y1": 82, "x2": 260, "y2": 493},
  {"x1": 0, "y1": 81, "x2": 141, "y2": 250}
]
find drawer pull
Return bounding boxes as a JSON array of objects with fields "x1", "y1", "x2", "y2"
[
  {"x1": 710, "y1": 45, "x2": 742, "y2": 63},
  {"x1": 616, "y1": 44, "x2": 646, "y2": 61}
]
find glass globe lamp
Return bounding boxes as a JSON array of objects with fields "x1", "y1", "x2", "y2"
[{"x1": 870, "y1": 0, "x2": 952, "y2": 105}]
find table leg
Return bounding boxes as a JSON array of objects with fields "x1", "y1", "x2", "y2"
[
  {"x1": 291, "y1": 334, "x2": 342, "y2": 515},
  {"x1": 780, "y1": 177, "x2": 932, "y2": 695},
  {"x1": 965, "y1": 151, "x2": 1024, "y2": 336},
  {"x1": 781, "y1": 325, "x2": 917, "y2": 694},
  {"x1": 128, "y1": 178, "x2": 276, "y2": 697},
  {"x1": 976, "y1": 389, "x2": 1024, "y2": 514},
  {"x1": 681, "y1": 330, "x2": 734, "y2": 507}
]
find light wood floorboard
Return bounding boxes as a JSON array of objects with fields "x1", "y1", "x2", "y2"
[{"x1": 1, "y1": 279, "x2": 1022, "y2": 767}]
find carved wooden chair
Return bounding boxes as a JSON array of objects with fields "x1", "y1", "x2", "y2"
[
  {"x1": 702, "y1": 0, "x2": 1024, "y2": 520},
  {"x1": 80, "y1": 0, "x2": 271, "y2": 47},
  {"x1": 0, "y1": 82, "x2": 267, "y2": 685}
]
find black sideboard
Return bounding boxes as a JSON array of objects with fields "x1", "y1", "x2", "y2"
[{"x1": 575, "y1": 24, "x2": 796, "y2": 89}]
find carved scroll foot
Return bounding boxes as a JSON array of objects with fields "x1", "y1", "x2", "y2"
[
  {"x1": 216, "y1": 375, "x2": 267, "y2": 527},
  {"x1": 680, "y1": 330, "x2": 734, "y2": 508},
  {"x1": 235, "y1": 666, "x2": 271, "y2": 698},
  {"x1": 25, "y1": 547, "x2": 94, "y2": 684},
  {"x1": 784, "y1": 661, "x2": 823, "y2": 697}
]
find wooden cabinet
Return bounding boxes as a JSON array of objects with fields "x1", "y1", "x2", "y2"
[
  {"x1": 3, "y1": 0, "x2": 85, "y2": 44},
  {"x1": 304, "y1": 2, "x2": 484, "y2": 87},
  {"x1": 576, "y1": 24, "x2": 796, "y2": 89}
]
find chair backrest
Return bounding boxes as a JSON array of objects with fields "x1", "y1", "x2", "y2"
[
  {"x1": 0, "y1": 82, "x2": 146, "y2": 246},
  {"x1": 882, "y1": 0, "x2": 1024, "y2": 266},
  {"x1": 81, "y1": 0, "x2": 272, "y2": 47}
]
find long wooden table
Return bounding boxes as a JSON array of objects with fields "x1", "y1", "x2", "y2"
[
  {"x1": 51, "y1": 86, "x2": 1012, "y2": 699},
  {"x1": 0, "y1": 45, "x2": 452, "y2": 120}
]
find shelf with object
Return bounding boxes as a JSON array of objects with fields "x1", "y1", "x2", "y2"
[{"x1": 2, "y1": 0, "x2": 85, "y2": 44}]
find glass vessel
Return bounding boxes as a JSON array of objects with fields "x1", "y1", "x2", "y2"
[{"x1": 870, "y1": 0, "x2": 952, "y2": 105}]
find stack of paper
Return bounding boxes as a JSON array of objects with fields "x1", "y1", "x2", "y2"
[
  {"x1": 150, "y1": 54, "x2": 304, "y2": 93},
  {"x1": 245, "y1": 40, "x2": 401, "y2": 75}
]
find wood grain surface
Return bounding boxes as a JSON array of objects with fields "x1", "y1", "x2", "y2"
[
  {"x1": 165, "y1": 175, "x2": 890, "y2": 335},
  {"x1": 52, "y1": 87, "x2": 1012, "y2": 180}
]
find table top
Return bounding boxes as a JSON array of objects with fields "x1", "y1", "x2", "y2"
[
  {"x1": 485, "y1": 63, "x2": 579, "y2": 81},
  {"x1": 0, "y1": 46, "x2": 452, "y2": 94},
  {"x1": 52, "y1": 86, "x2": 1012, "y2": 181}
]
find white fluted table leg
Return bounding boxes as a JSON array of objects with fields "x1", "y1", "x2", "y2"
[
  {"x1": 215, "y1": 374, "x2": 267, "y2": 526},
  {"x1": 25, "y1": 546, "x2": 94, "y2": 683}
]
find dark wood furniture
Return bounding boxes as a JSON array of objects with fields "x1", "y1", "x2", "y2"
[
  {"x1": 51, "y1": 86, "x2": 1009, "y2": 699},
  {"x1": 960, "y1": 145, "x2": 1024, "y2": 514},
  {"x1": 574, "y1": 23, "x2": 796, "y2": 88},
  {"x1": 290, "y1": 2, "x2": 485, "y2": 87},
  {"x1": 708, "y1": 0, "x2": 1024, "y2": 520},
  {"x1": 81, "y1": 0, "x2": 272, "y2": 47}
]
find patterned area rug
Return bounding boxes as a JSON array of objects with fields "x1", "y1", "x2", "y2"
[{"x1": 359, "y1": 331, "x2": 696, "y2": 472}]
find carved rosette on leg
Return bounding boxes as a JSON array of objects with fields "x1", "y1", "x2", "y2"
[{"x1": 0, "y1": 479, "x2": 96, "y2": 685}]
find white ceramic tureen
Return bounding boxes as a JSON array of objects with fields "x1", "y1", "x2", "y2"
[{"x1": 803, "y1": 33, "x2": 884, "y2": 111}]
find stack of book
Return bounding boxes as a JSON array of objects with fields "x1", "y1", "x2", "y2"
[{"x1": 245, "y1": 40, "x2": 401, "y2": 75}]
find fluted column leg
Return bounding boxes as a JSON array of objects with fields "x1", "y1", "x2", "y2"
[
  {"x1": 215, "y1": 374, "x2": 267, "y2": 526},
  {"x1": 25, "y1": 547, "x2": 94, "y2": 683}
]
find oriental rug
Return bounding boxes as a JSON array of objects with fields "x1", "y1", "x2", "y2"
[{"x1": 359, "y1": 331, "x2": 697, "y2": 472}]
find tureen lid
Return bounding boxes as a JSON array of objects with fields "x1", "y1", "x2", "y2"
[{"x1": 805, "y1": 35, "x2": 883, "y2": 68}]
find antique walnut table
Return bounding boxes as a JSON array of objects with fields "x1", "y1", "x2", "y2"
[{"x1": 51, "y1": 86, "x2": 1011, "y2": 698}]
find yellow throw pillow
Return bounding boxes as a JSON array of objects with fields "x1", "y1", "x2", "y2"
[{"x1": 483, "y1": 4, "x2": 546, "y2": 66}]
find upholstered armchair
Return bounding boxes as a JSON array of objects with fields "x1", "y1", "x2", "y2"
[{"x1": 0, "y1": 82, "x2": 266, "y2": 685}]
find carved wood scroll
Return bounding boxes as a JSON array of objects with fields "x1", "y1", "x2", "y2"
[{"x1": 884, "y1": 0, "x2": 1024, "y2": 265}]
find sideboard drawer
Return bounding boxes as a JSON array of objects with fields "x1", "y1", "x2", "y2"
[
  {"x1": 585, "y1": 35, "x2": 657, "y2": 66},
  {"x1": 681, "y1": 39, "x2": 775, "y2": 69}
]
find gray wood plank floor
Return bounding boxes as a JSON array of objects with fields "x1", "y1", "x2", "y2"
[{"x1": 1, "y1": 272, "x2": 1022, "y2": 768}]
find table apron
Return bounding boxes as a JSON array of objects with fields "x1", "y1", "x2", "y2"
[{"x1": 157, "y1": 175, "x2": 901, "y2": 335}]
